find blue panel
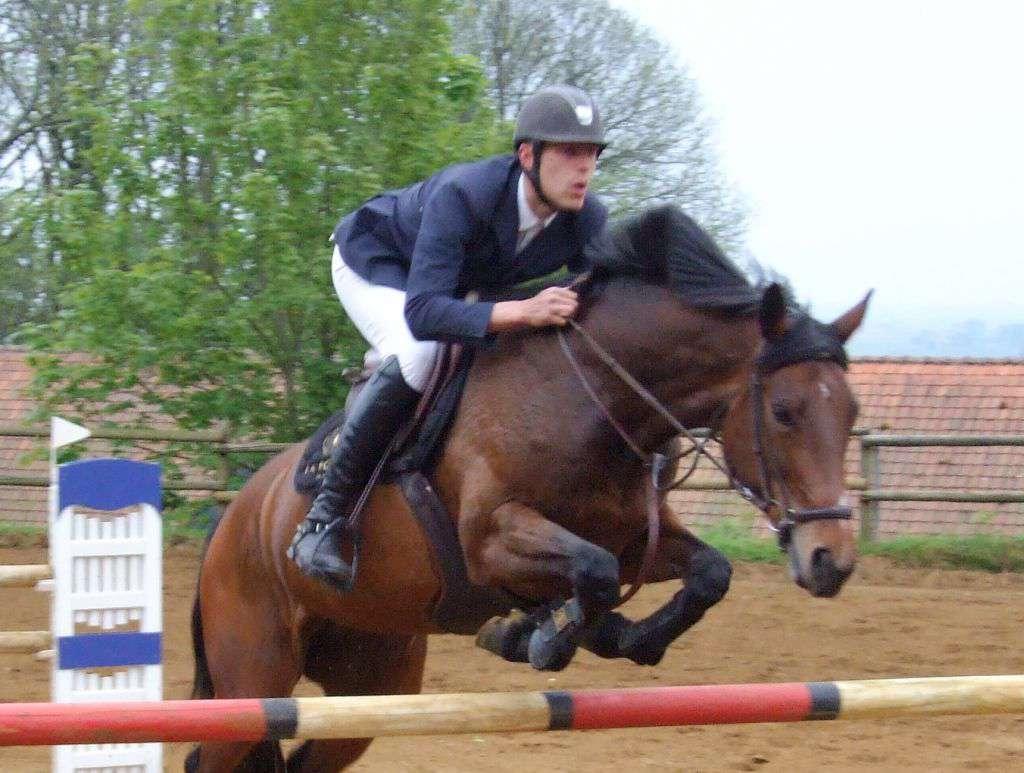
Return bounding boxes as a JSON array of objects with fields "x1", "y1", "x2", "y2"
[
  {"x1": 58, "y1": 458, "x2": 162, "y2": 512},
  {"x1": 57, "y1": 631, "x2": 162, "y2": 669}
]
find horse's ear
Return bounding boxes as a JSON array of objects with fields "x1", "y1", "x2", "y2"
[
  {"x1": 759, "y1": 282, "x2": 789, "y2": 341},
  {"x1": 830, "y1": 289, "x2": 873, "y2": 343}
]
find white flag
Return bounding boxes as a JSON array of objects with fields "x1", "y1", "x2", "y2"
[{"x1": 51, "y1": 416, "x2": 91, "y2": 449}]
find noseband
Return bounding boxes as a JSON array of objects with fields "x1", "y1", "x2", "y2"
[{"x1": 557, "y1": 317, "x2": 852, "y2": 557}]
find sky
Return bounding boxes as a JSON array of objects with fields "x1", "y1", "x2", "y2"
[{"x1": 606, "y1": 0, "x2": 1023, "y2": 354}]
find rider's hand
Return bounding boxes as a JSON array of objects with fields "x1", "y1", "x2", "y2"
[
  {"x1": 520, "y1": 286, "x2": 579, "y2": 328},
  {"x1": 488, "y1": 286, "x2": 579, "y2": 333}
]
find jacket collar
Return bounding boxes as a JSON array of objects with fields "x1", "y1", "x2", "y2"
[{"x1": 494, "y1": 167, "x2": 522, "y2": 261}]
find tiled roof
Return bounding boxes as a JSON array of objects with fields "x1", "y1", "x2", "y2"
[
  {"x1": 845, "y1": 358, "x2": 1024, "y2": 535},
  {"x1": 0, "y1": 347, "x2": 49, "y2": 523},
  {"x1": 0, "y1": 346, "x2": 179, "y2": 524},
  {"x1": 3, "y1": 347, "x2": 1023, "y2": 534},
  {"x1": 670, "y1": 357, "x2": 1024, "y2": 536}
]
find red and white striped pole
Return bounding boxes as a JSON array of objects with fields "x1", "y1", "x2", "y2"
[{"x1": 1, "y1": 675, "x2": 1022, "y2": 747}]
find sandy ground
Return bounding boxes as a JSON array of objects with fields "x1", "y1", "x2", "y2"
[{"x1": 2, "y1": 544, "x2": 1023, "y2": 772}]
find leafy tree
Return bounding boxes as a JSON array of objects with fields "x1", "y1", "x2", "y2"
[
  {"x1": 16, "y1": 0, "x2": 505, "y2": 440},
  {"x1": 0, "y1": 0, "x2": 140, "y2": 339},
  {"x1": 6, "y1": 0, "x2": 751, "y2": 448},
  {"x1": 452, "y1": 0, "x2": 747, "y2": 249}
]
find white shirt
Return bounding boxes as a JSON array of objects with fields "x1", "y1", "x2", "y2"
[{"x1": 516, "y1": 173, "x2": 557, "y2": 253}]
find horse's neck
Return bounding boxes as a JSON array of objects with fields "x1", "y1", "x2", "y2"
[
  {"x1": 438, "y1": 281, "x2": 759, "y2": 503},
  {"x1": 574, "y1": 281, "x2": 759, "y2": 446}
]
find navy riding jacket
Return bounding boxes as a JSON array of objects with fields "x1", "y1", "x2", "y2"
[{"x1": 332, "y1": 154, "x2": 608, "y2": 343}]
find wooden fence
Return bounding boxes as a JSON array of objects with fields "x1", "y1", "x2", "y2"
[
  {"x1": 0, "y1": 423, "x2": 287, "y2": 502},
  {"x1": 2, "y1": 424, "x2": 1022, "y2": 539},
  {"x1": 858, "y1": 434, "x2": 1024, "y2": 540}
]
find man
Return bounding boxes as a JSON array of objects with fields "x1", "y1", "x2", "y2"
[{"x1": 288, "y1": 84, "x2": 609, "y2": 589}]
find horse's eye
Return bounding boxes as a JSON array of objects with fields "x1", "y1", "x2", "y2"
[{"x1": 772, "y1": 404, "x2": 795, "y2": 426}]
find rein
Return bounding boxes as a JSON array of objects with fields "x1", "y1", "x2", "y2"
[{"x1": 556, "y1": 317, "x2": 852, "y2": 568}]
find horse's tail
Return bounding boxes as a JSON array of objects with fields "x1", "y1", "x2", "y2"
[{"x1": 190, "y1": 509, "x2": 224, "y2": 700}]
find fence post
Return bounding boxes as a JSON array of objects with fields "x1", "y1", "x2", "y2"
[
  {"x1": 216, "y1": 427, "x2": 232, "y2": 491},
  {"x1": 860, "y1": 437, "x2": 881, "y2": 541}
]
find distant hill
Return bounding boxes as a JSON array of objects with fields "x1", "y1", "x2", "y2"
[{"x1": 849, "y1": 319, "x2": 1024, "y2": 357}]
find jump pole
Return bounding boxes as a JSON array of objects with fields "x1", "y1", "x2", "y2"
[
  {"x1": 0, "y1": 564, "x2": 52, "y2": 588},
  {"x1": 1, "y1": 675, "x2": 1023, "y2": 747}
]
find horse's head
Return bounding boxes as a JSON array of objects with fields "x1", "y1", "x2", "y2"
[{"x1": 721, "y1": 283, "x2": 870, "y2": 597}]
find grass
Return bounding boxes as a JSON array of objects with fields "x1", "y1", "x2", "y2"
[
  {"x1": 0, "y1": 522, "x2": 47, "y2": 548},
  {"x1": 5, "y1": 515, "x2": 1024, "y2": 573},
  {"x1": 0, "y1": 510, "x2": 208, "y2": 549},
  {"x1": 696, "y1": 518, "x2": 786, "y2": 564},
  {"x1": 860, "y1": 533, "x2": 1024, "y2": 573},
  {"x1": 697, "y1": 518, "x2": 1024, "y2": 573}
]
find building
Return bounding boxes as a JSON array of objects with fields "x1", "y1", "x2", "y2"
[
  {"x1": 3, "y1": 346, "x2": 1023, "y2": 534},
  {"x1": 671, "y1": 358, "x2": 1024, "y2": 536}
]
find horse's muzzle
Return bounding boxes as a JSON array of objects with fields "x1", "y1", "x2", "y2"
[{"x1": 806, "y1": 547, "x2": 853, "y2": 598}]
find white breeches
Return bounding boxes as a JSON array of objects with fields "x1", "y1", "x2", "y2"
[{"x1": 331, "y1": 247, "x2": 439, "y2": 392}]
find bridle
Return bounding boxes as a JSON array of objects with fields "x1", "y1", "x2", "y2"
[{"x1": 556, "y1": 315, "x2": 853, "y2": 599}]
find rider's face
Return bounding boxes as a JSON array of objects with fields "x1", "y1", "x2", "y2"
[{"x1": 521, "y1": 142, "x2": 600, "y2": 213}]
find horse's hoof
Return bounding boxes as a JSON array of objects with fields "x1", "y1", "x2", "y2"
[
  {"x1": 527, "y1": 629, "x2": 578, "y2": 671},
  {"x1": 527, "y1": 599, "x2": 583, "y2": 671},
  {"x1": 475, "y1": 611, "x2": 534, "y2": 663}
]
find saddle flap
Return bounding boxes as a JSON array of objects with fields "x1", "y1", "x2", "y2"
[{"x1": 293, "y1": 343, "x2": 474, "y2": 495}]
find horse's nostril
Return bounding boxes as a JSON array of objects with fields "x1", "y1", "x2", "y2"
[
  {"x1": 811, "y1": 547, "x2": 833, "y2": 571},
  {"x1": 809, "y1": 547, "x2": 852, "y2": 598}
]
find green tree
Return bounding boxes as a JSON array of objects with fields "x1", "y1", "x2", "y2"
[
  {"x1": 1, "y1": 0, "x2": 142, "y2": 339},
  {"x1": 18, "y1": 0, "x2": 504, "y2": 440}
]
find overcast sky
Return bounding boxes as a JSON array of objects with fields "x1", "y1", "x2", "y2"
[{"x1": 607, "y1": 0, "x2": 1023, "y2": 350}]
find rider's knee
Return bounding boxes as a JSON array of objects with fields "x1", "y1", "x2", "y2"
[{"x1": 395, "y1": 340, "x2": 440, "y2": 392}]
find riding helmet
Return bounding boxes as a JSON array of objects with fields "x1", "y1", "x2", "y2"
[{"x1": 513, "y1": 85, "x2": 608, "y2": 149}]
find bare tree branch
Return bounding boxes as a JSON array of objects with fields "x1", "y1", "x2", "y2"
[{"x1": 453, "y1": 0, "x2": 747, "y2": 251}]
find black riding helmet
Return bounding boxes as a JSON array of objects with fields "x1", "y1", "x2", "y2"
[{"x1": 513, "y1": 84, "x2": 607, "y2": 209}]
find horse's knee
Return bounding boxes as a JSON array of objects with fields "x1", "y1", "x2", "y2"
[
  {"x1": 687, "y1": 548, "x2": 732, "y2": 607},
  {"x1": 571, "y1": 546, "x2": 620, "y2": 610}
]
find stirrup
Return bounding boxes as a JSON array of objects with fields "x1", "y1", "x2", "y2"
[
  {"x1": 287, "y1": 519, "x2": 356, "y2": 591},
  {"x1": 287, "y1": 518, "x2": 326, "y2": 553}
]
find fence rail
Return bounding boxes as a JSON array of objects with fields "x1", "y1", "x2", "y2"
[
  {"x1": 0, "y1": 473, "x2": 235, "y2": 492},
  {"x1": 0, "y1": 423, "x2": 288, "y2": 504},
  {"x1": 3, "y1": 424, "x2": 1022, "y2": 537},
  {"x1": 857, "y1": 434, "x2": 1024, "y2": 539},
  {"x1": 861, "y1": 434, "x2": 1024, "y2": 447}
]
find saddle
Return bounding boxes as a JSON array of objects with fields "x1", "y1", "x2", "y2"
[{"x1": 293, "y1": 344, "x2": 512, "y2": 633}]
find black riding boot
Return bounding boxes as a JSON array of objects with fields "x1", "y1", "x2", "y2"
[{"x1": 288, "y1": 356, "x2": 420, "y2": 590}]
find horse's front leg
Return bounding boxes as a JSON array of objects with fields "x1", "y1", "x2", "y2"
[
  {"x1": 463, "y1": 500, "x2": 620, "y2": 671},
  {"x1": 580, "y1": 506, "x2": 732, "y2": 666}
]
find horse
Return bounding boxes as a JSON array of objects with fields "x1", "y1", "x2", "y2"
[{"x1": 186, "y1": 204, "x2": 869, "y2": 771}]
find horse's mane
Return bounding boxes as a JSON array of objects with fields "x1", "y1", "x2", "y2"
[{"x1": 586, "y1": 204, "x2": 761, "y2": 312}]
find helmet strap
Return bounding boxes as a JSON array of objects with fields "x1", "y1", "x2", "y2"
[{"x1": 526, "y1": 141, "x2": 557, "y2": 211}]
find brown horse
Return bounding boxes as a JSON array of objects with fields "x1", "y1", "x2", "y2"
[{"x1": 186, "y1": 205, "x2": 869, "y2": 771}]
